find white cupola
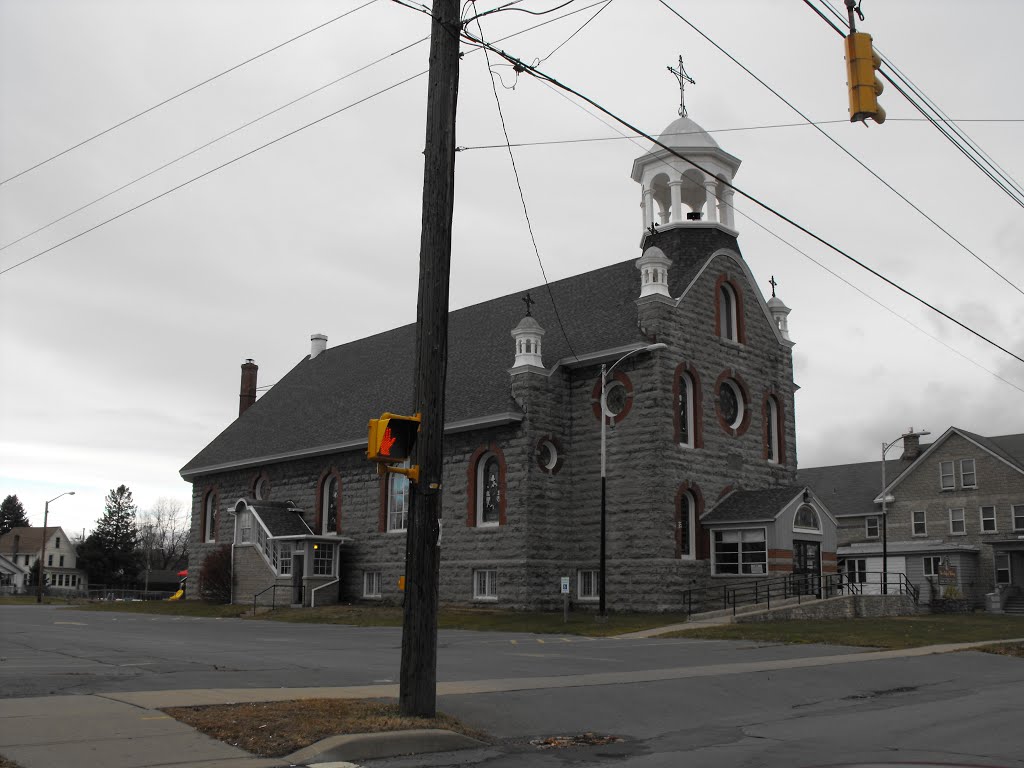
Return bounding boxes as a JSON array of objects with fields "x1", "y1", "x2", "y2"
[
  {"x1": 511, "y1": 311, "x2": 546, "y2": 370},
  {"x1": 636, "y1": 245, "x2": 671, "y2": 298},
  {"x1": 767, "y1": 280, "x2": 793, "y2": 343}
]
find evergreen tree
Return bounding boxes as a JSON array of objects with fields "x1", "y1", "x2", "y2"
[
  {"x1": 82, "y1": 485, "x2": 141, "y2": 587},
  {"x1": 1, "y1": 494, "x2": 30, "y2": 535}
]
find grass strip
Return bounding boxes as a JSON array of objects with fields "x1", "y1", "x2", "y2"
[{"x1": 163, "y1": 698, "x2": 485, "y2": 758}]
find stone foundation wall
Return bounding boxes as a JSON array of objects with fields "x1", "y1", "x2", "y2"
[{"x1": 735, "y1": 594, "x2": 918, "y2": 622}]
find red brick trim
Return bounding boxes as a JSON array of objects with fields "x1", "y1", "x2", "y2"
[
  {"x1": 672, "y1": 361, "x2": 704, "y2": 448},
  {"x1": 713, "y1": 369, "x2": 751, "y2": 437},
  {"x1": 760, "y1": 391, "x2": 786, "y2": 465},
  {"x1": 674, "y1": 482, "x2": 705, "y2": 559},
  {"x1": 714, "y1": 274, "x2": 747, "y2": 345},
  {"x1": 590, "y1": 371, "x2": 634, "y2": 425},
  {"x1": 201, "y1": 487, "x2": 219, "y2": 543},
  {"x1": 314, "y1": 467, "x2": 343, "y2": 534},
  {"x1": 467, "y1": 443, "x2": 508, "y2": 527}
]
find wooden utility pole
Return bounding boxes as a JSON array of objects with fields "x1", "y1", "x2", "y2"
[{"x1": 400, "y1": 0, "x2": 461, "y2": 718}]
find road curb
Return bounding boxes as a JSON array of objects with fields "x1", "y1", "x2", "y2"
[{"x1": 285, "y1": 728, "x2": 486, "y2": 763}]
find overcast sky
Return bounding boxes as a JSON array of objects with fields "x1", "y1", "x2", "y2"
[{"x1": 2, "y1": 0, "x2": 1021, "y2": 538}]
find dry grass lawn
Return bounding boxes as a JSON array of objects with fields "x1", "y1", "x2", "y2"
[
  {"x1": 0, "y1": 757, "x2": 24, "y2": 768},
  {"x1": 977, "y1": 641, "x2": 1024, "y2": 658},
  {"x1": 163, "y1": 698, "x2": 486, "y2": 758}
]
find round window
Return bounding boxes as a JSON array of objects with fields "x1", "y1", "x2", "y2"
[
  {"x1": 718, "y1": 380, "x2": 744, "y2": 430},
  {"x1": 604, "y1": 381, "x2": 628, "y2": 417},
  {"x1": 537, "y1": 439, "x2": 558, "y2": 471}
]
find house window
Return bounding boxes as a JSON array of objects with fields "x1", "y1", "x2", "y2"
[
  {"x1": 959, "y1": 459, "x2": 976, "y2": 488},
  {"x1": 949, "y1": 508, "x2": 966, "y2": 535},
  {"x1": 718, "y1": 282, "x2": 739, "y2": 342},
  {"x1": 793, "y1": 505, "x2": 820, "y2": 532},
  {"x1": 1014, "y1": 505, "x2": 1024, "y2": 531},
  {"x1": 764, "y1": 395, "x2": 780, "y2": 463},
  {"x1": 912, "y1": 511, "x2": 927, "y2": 536},
  {"x1": 59, "y1": 556, "x2": 64, "y2": 567},
  {"x1": 203, "y1": 490, "x2": 217, "y2": 543},
  {"x1": 677, "y1": 490, "x2": 696, "y2": 559},
  {"x1": 678, "y1": 372, "x2": 694, "y2": 448},
  {"x1": 939, "y1": 461, "x2": 954, "y2": 490},
  {"x1": 238, "y1": 510, "x2": 252, "y2": 543},
  {"x1": 923, "y1": 556, "x2": 941, "y2": 576},
  {"x1": 995, "y1": 553, "x2": 1011, "y2": 585},
  {"x1": 55, "y1": 537, "x2": 60, "y2": 549},
  {"x1": 313, "y1": 543, "x2": 334, "y2": 575},
  {"x1": 473, "y1": 569, "x2": 497, "y2": 600},
  {"x1": 277, "y1": 542, "x2": 293, "y2": 575},
  {"x1": 321, "y1": 474, "x2": 340, "y2": 535},
  {"x1": 865, "y1": 516, "x2": 879, "y2": 539},
  {"x1": 713, "y1": 529, "x2": 767, "y2": 575},
  {"x1": 844, "y1": 558, "x2": 868, "y2": 584},
  {"x1": 48, "y1": 555, "x2": 53, "y2": 566},
  {"x1": 980, "y1": 506, "x2": 997, "y2": 533},
  {"x1": 578, "y1": 569, "x2": 599, "y2": 600},
  {"x1": 364, "y1": 571, "x2": 382, "y2": 598},
  {"x1": 388, "y1": 463, "x2": 410, "y2": 532},
  {"x1": 477, "y1": 453, "x2": 501, "y2": 527}
]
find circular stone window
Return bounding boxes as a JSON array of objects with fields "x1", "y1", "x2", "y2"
[
  {"x1": 537, "y1": 439, "x2": 558, "y2": 472},
  {"x1": 718, "y1": 379, "x2": 745, "y2": 430},
  {"x1": 603, "y1": 381, "x2": 628, "y2": 417}
]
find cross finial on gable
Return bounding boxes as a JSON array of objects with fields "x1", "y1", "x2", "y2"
[
  {"x1": 667, "y1": 55, "x2": 695, "y2": 118},
  {"x1": 522, "y1": 291, "x2": 535, "y2": 317},
  {"x1": 769, "y1": 275, "x2": 778, "y2": 298}
]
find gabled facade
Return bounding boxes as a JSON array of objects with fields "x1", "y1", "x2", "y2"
[
  {"x1": 181, "y1": 110, "x2": 838, "y2": 612},
  {"x1": 0, "y1": 526, "x2": 88, "y2": 594},
  {"x1": 800, "y1": 428, "x2": 1024, "y2": 608}
]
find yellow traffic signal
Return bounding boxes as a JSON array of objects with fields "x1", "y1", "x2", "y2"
[
  {"x1": 844, "y1": 31, "x2": 886, "y2": 124},
  {"x1": 367, "y1": 412, "x2": 421, "y2": 463}
]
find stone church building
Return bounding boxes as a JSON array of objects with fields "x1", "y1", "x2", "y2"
[{"x1": 181, "y1": 110, "x2": 839, "y2": 612}]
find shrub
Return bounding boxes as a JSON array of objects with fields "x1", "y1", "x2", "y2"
[{"x1": 199, "y1": 545, "x2": 233, "y2": 603}]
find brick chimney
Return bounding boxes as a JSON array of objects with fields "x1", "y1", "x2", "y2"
[
  {"x1": 239, "y1": 359, "x2": 258, "y2": 417},
  {"x1": 901, "y1": 428, "x2": 922, "y2": 461}
]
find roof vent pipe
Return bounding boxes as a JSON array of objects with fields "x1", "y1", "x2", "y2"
[{"x1": 310, "y1": 334, "x2": 328, "y2": 359}]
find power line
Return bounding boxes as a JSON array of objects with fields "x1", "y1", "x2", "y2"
[
  {"x1": 1, "y1": 0, "x2": 614, "y2": 275},
  {"x1": 0, "y1": 72, "x2": 427, "y2": 277},
  {"x1": 0, "y1": 34, "x2": 430, "y2": 253},
  {"x1": 534, "y1": 65, "x2": 1024, "y2": 395},
  {"x1": 658, "y1": 0, "x2": 1023, "y2": 297},
  {"x1": 0, "y1": 0, "x2": 380, "y2": 187},
  {"x1": 455, "y1": 27, "x2": 1024, "y2": 367},
  {"x1": 806, "y1": 0, "x2": 1024, "y2": 210},
  {"x1": 473, "y1": 10, "x2": 579, "y2": 360},
  {"x1": 534, "y1": 0, "x2": 614, "y2": 66}
]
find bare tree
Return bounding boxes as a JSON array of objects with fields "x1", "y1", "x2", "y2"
[{"x1": 138, "y1": 497, "x2": 190, "y2": 571}]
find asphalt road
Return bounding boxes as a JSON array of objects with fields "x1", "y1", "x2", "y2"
[{"x1": 2, "y1": 606, "x2": 1023, "y2": 768}]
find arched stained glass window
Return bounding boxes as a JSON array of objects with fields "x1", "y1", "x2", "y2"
[
  {"x1": 480, "y1": 455, "x2": 501, "y2": 525},
  {"x1": 794, "y1": 504, "x2": 820, "y2": 531},
  {"x1": 322, "y1": 474, "x2": 339, "y2": 534}
]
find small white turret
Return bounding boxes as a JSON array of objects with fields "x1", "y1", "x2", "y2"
[
  {"x1": 511, "y1": 314, "x2": 545, "y2": 369},
  {"x1": 636, "y1": 246, "x2": 672, "y2": 298}
]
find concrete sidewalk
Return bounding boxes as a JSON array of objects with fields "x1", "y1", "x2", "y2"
[{"x1": 3, "y1": 637, "x2": 1021, "y2": 768}]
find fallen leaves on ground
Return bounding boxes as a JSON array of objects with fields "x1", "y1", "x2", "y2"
[{"x1": 530, "y1": 733, "x2": 625, "y2": 749}]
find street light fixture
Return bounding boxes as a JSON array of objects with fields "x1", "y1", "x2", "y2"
[
  {"x1": 879, "y1": 429, "x2": 929, "y2": 595},
  {"x1": 37, "y1": 491, "x2": 75, "y2": 604},
  {"x1": 599, "y1": 342, "x2": 667, "y2": 617}
]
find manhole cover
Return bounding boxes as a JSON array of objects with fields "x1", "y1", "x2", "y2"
[{"x1": 530, "y1": 733, "x2": 625, "y2": 749}]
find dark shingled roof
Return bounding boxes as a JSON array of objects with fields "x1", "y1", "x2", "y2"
[
  {"x1": 798, "y1": 459, "x2": 906, "y2": 519},
  {"x1": 0, "y1": 527, "x2": 49, "y2": 555},
  {"x1": 252, "y1": 502, "x2": 313, "y2": 537},
  {"x1": 701, "y1": 486, "x2": 805, "y2": 524},
  {"x1": 181, "y1": 253, "x2": 724, "y2": 477}
]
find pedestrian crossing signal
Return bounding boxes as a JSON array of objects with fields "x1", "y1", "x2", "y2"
[{"x1": 367, "y1": 412, "x2": 421, "y2": 463}]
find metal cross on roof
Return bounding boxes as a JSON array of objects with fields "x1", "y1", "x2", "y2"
[
  {"x1": 667, "y1": 55, "x2": 695, "y2": 118},
  {"x1": 522, "y1": 291, "x2": 535, "y2": 316},
  {"x1": 769, "y1": 275, "x2": 778, "y2": 298}
]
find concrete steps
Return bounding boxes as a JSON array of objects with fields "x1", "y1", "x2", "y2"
[{"x1": 1003, "y1": 597, "x2": 1024, "y2": 615}]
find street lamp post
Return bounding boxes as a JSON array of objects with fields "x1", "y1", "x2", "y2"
[
  {"x1": 879, "y1": 429, "x2": 929, "y2": 595},
  {"x1": 599, "y1": 343, "x2": 667, "y2": 617},
  {"x1": 37, "y1": 491, "x2": 75, "y2": 603}
]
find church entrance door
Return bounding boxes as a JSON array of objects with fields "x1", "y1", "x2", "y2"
[{"x1": 793, "y1": 540, "x2": 821, "y2": 598}]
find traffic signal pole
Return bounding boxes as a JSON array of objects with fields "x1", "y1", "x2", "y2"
[{"x1": 400, "y1": 0, "x2": 461, "y2": 718}]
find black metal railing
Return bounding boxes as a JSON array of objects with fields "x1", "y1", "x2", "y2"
[
  {"x1": 682, "y1": 570, "x2": 919, "y2": 616},
  {"x1": 252, "y1": 583, "x2": 304, "y2": 614}
]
